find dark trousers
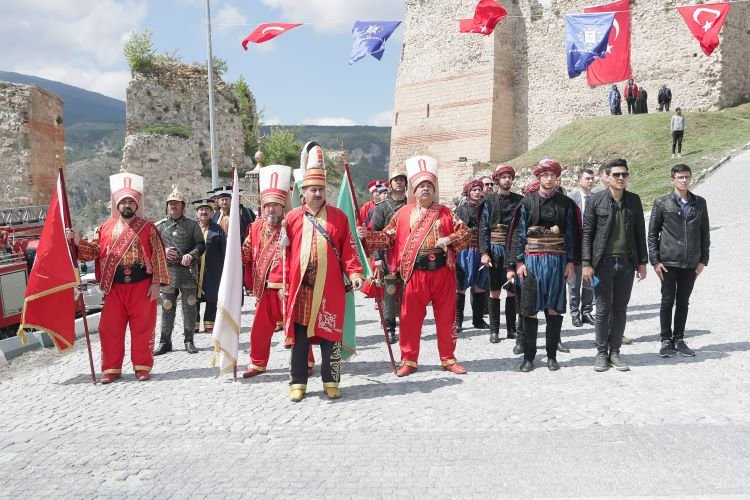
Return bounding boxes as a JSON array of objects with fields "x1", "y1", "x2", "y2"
[
  {"x1": 594, "y1": 258, "x2": 635, "y2": 355},
  {"x1": 660, "y1": 266, "x2": 697, "y2": 341},
  {"x1": 672, "y1": 131, "x2": 684, "y2": 154},
  {"x1": 568, "y1": 264, "x2": 594, "y2": 318},
  {"x1": 290, "y1": 323, "x2": 341, "y2": 386},
  {"x1": 627, "y1": 98, "x2": 636, "y2": 114}
]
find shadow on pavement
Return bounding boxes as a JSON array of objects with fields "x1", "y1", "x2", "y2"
[
  {"x1": 339, "y1": 376, "x2": 463, "y2": 401},
  {"x1": 635, "y1": 329, "x2": 712, "y2": 343}
]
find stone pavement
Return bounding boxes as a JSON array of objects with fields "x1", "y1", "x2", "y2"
[{"x1": 2, "y1": 151, "x2": 750, "y2": 498}]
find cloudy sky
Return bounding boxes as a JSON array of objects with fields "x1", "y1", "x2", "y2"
[{"x1": 0, "y1": 0, "x2": 405, "y2": 126}]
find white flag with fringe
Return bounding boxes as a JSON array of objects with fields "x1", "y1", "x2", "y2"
[{"x1": 211, "y1": 169, "x2": 243, "y2": 375}]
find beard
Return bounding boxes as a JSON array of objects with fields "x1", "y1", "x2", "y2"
[{"x1": 119, "y1": 207, "x2": 135, "y2": 219}]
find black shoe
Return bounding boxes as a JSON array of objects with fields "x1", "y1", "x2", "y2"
[
  {"x1": 674, "y1": 340, "x2": 695, "y2": 357},
  {"x1": 520, "y1": 359, "x2": 534, "y2": 372},
  {"x1": 506, "y1": 329, "x2": 517, "y2": 340},
  {"x1": 489, "y1": 331, "x2": 500, "y2": 344},
  {"x1": 184, "y1": 341, "x2": 198, "y2": 354},
  {"x1": 582, "y1": 313, "x2": 595, "y2": 325},
  {"x1": 557, "y1": 341, "x2": 570, "y2": 353},
  {"x1": 572, "y1": 315, "x2": 583, "y2": 327},
  {"x1": 659, "y1": 339, "x2": 676, "y2": 358},
  {"x1": 547, "y1": 358, "x2": 560, "y2": 371},
  {"x1": 473, "y1": 319, "x2": 490, "y2": 329},
  {"x1": 154, "y1": 343, "x2": 172, "y2": 356},
  {"x1": 388, "y1": 330, "x2": 398, "y2": 345},
  {"x1": 512, "y1": 342, "x2": 524, "y2": 355},
  {"x1": 608, "y1": 352, "x2": 630, "y2": 371}
]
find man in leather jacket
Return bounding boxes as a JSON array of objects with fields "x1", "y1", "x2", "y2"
[
  {"x1": 648, "y1": 164, "x2": 710, "y2": 358},
  {"x1": 582, "y1": 159, "x2": 648, "y2": 372}
]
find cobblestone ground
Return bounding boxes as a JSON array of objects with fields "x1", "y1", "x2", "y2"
[{"x1": 2, "y1": 151, "x2": 750, "y2": 498}]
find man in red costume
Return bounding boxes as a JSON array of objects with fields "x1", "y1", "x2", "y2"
[
  {"x1": 241, "y1": 164, "x2": 316, "y2": 377},
  {"x1": 66, "y1": 171, "x2": 169, "y2": 383},
  {"x1": 365, "y1": 155, "x2": 470, "y2": 377},
  {"x1": 359, "y1": 179, "x2": 386, "y2": 224},
  {"x1": 284, "y1": 142, "x2": 364, "y2": 402}
]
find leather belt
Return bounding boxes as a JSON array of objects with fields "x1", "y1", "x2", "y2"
[
  {"x1": 413, "y1": 249, "x2": 446, "y2": 271},
  {"x1": 114, "y1": 264, "x2": 150, "y2": 284}
]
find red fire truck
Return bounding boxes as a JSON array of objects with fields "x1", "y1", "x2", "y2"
[{"x1": 0, "y1": 206, "x2": 46, "y2": 339}]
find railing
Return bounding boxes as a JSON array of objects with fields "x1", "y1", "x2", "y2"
[{"x1": 0, "y1": 206, "x2": 48, "y2": 227}]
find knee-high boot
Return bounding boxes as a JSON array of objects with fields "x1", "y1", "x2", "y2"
[
  {"x1": 455, "y1": 293, "x2": 466, "y2": 334},
  {"x1": 512, "y1": 310, "x2": 525, "y2": 355},
  {"x1": 505, "y1": 296, "x2": 517, "y2": 338},
  {"x1": 489, "y1": 297, "x2": 501, "y2": 343},
  {"x1": 523, "y1": 316, "x2": 539, "y2": 362},
  {"x1": 545, "y1": 313, "x2": 563, "y2": 360},
  {"x1": 472, "y1": 290, "x2": 489, "y2": 329}
]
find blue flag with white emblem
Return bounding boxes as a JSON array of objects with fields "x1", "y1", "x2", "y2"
[
  {"x1": 348, "y1": 21, "x2": 401, "y2": 65},
  {"x1": 565, "y1": 13, "x2": 615, "y2": 78}
]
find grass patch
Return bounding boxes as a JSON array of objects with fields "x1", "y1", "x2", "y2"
[
  {"x1": 507, "y1": 103, "x2": 750, "y2": 206},
  {"x1": 141, "y1": 124, "x2": 191, "y2": 139}
]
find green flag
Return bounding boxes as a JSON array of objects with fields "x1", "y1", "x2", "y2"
[
  {"x1": 336, "y1": 169, "x2": 372, "y2": 360},
  {"x1": 291, "y1": 169, "x2": 302, "y2": 208}
]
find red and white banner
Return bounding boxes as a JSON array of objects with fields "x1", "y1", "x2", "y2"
[
  {"x1": 18, "y1": 172, "x2": 78, "y2": 352},
  {"x1": 242, "y1": 23, "x2": 302, "y2": 49},
  {"x1": 459, "y1": 0, "x2": 507, "y2": 35},
  {"x1": 677, "y1": 2, "x2": 730, "y2": 56},
  {"x1": 585, "y1": 0, "x2": 631, "y2": 86}
]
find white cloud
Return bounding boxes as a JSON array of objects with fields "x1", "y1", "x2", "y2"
[
  {"x1": 214, "y1": 4, "x2": 247, "y2": 33},
  {"x1": 367, "y1": 110, "x2": 393, "y2": 127},
  {"x1": 0, "y1": 1, "x2": 147, "y2": 99},
  {"x1": 263, "y1": 116, "x2": 282, "y2": 126},
  {"x1": 302, "y1": 117, "x2": 358, "y2": 126},
  {"x1": 260, "y1": 0, "x2": 404, "y2": 33}
]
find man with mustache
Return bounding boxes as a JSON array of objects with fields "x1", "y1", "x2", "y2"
[
  {"x1": 66, "y1": 172, "x2": 169, "y2": 383},
  {"x1": 192, "y1": 198, "x2": 226, "y2": 334}
]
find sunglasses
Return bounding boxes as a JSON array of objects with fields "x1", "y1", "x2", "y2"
[
  {"x1": 610, "y1": 172, "x2": 630, "y2": 179},
  {"x1": 484, "y1": 183, "x2": 494, "y2": 187}
]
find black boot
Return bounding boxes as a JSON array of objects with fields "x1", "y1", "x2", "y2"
[
  {"x1": 388, "y1": 327, "x2": 398, "y2": 345},
  {"x1": 512, "y1": 312, "x2": 525, "y2": 355},
  {"x1": 505, "y1": 296, "x2": 517, "y2": 339},
  {"x1": 154, "y1": 342, "x2": 172, "y2": 356},
  {"x1": 472, "y1": 291, "x2": 490, "y2": 329},
  {"x1": 184, "y1": 333, "x2": 198, "y2": 354},
  {"x1": 489, "y1": 297, "x2": 501, "y2": 343},
  {"x1": 455, "y1": 293, "x2": 465, "y2": 333},
  {"x1": 523, "y1": 316, "x2": 539, "y2": 362},
  {"x1": 545, "y1": 313, "x2": 564, "y2": 359}
]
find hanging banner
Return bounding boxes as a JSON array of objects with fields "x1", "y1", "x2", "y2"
[{"x1": 585, "y1": 0, "x2": 632, "y2": 86}]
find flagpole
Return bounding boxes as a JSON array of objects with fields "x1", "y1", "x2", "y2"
[
  {"x1": 59, "y1": 168, "x2": 97, "y2": 385},
  {"x1": 206, "y1": 0, "x2": 219, "y2": 190},
  {"x1": 342, "y1": 152, "x2": 363, "y2": 226}
]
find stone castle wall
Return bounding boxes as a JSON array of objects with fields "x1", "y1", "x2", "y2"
[
  {"x1": 0, "y1": 82, "x2": 65, "y2": 207},
  {"x1": 392, "y1": 0, "x2": 750, "y2": 201},
  {"x1": 125, "y1": 63, "x2": 253, "y2": 173}
]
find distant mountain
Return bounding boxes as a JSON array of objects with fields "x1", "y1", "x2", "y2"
[
  {"x1": 261, "y1": 125, "x2": 391, "y2": 194},
  {"x1": 0, "y1": 71, "x2": 125, "y2": 126}
]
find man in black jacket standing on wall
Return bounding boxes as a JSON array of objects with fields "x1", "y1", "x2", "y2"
[
  {"x1": 582, "y1": 159, "x2": 648, "y2": 372},
  {"x1": 648, "y1": 164, "x2": 710, "y2": 358}
]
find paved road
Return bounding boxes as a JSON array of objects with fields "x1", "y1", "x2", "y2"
[{"x1": 2, "y1": 151, "x2": 750, "y2": 498}]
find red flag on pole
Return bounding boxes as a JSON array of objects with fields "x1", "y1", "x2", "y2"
[
  {"x1": 459, "y1": 0, "x2": 507, "y2": 35},
  {"x1": 241, "y1": 23, "x2": 303, "y2": 49},
  {"x1": 585, "y1": 0, "x2": 632, "y2": 86},
  {"x1": 17, "y1": 172, "x2": 78, "y2": 352},
  {"x1": 677, "y1": 2, "x2": 730, "y2": 56}
]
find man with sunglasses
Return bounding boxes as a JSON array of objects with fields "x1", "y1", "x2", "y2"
[
  {"x1": 648, "y1": 164, "x2": 710, "y2": 358},
  {"x1": 582, "y1": 159, "x2": 648, "y2": 372}
]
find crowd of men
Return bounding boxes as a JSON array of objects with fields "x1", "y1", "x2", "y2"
[{"x1": 65, "y1": 145, "x2": 709, "y2": 400}]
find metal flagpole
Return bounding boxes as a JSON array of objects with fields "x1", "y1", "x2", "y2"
[{"x1": 205, "y1": 0, "x2": 219, "y2": 190}]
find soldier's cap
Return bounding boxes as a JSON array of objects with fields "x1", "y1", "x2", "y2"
[
  {"x1": 192, "y1": 198, "x2": 215, "y2": 210},
  {"x1": 211, "y1": 186, "x2": 243, "y2": 198}
]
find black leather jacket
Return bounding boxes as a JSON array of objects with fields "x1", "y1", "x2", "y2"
[
  {"x1": 582, "y1": 189, "x2": 648, "y2": 270},
  {"x1": 648, "y1": 191, "x2": 709, "y2": 268}
]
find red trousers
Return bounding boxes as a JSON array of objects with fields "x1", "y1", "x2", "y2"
[
  {"x1": 248, "y1": 289, "x2": 314, "y2": 371},
  {"x1": 99, "y1": 279, "x2": 157, "y2": 374},
  {"x1": 399, "y1": 266, "x2": 458, "y2": 367}
]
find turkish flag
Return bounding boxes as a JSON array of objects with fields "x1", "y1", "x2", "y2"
[
  {"x1": 459, "y1": 0, "x2": 507, "y2": 35},
  {"x1": 677, "y1": 2, "x2": 730, "y2": 56},
  {"x1": 18, "y1": 172, "x2": 78, "y2": 353},
  {"x1": 241, "y1": 23, "x2": 303, "y2": 50},
  {"x1": 585, "y1": 0, "x2": 631, "y2": 86}
]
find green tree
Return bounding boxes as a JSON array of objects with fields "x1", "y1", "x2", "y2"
[
  {"x1": 233, "y1": 76, "x2": 260, "y2": 155},
  {"x1": 262, "y1": 127, "x2": 302, "y2": 167},
  {"x1": 123, "y1": 29, "x2": 156, "y2": 74}
]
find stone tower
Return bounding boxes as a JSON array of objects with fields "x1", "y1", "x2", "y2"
[
  {"x1": 391, "y1": 0, "x2": 750, "y2": 201},
  {"x1": 0, "y1": 82, "x2": 65, "y2": 207}
]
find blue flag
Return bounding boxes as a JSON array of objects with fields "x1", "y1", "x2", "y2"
[
  {"x1": 348, "y1": 21, "x2": 401, "y2": 65},
  {"x1": 565, "y1": 13, "x2": 615, "y2": 78}
]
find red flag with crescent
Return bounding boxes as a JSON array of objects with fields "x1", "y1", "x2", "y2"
[
  {"x1": 459, "y1": 0, "x2": 507, "y2": 35},
  {"x1": 584, "y1": 0, "x2": 631, "y2": 86},
  {"x1": 242, "y1": 23, "x2": 303, "y2": 49},
  {"x1": 677, "y1": 2, "x2": 730, "y2": 56}
]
